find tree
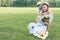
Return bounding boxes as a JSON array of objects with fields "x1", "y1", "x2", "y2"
[{"x1": 0, "y1": 0, "x2": 14, "y2": 7}]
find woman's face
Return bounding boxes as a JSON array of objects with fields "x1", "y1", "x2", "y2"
[{"x1": 42, "y1": 5, "x2": 48, "y2": 12}]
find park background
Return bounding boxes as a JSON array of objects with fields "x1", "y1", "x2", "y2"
[
  {"x1": 0, "y1": 0, "x2": 60, "y2": 40},
  {"x1": 0, "y1": 0, "x2": 60, "y2": 7}
]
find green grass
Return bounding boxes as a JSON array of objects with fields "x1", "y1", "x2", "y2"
[{"x1": 0, "y1": 7, "x2": 60, "y2": 40}]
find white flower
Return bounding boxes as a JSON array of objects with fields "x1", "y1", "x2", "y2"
[{"x1": 44, "y1": 15, "x2": 49, "y2": 18}]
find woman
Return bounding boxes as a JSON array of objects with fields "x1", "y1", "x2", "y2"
[
  {"x1": 33, "y1": 3, "x2": 53, "y2": 39},
  {"x1": 28, "y1": 2, "x2": 53, "y2": 39},
  {"x1": 36, "y1": 2, "x2": 53, "y2": 31}
]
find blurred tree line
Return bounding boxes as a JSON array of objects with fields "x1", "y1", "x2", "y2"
[{"x1": 0, "y1": 0, "x2": 60, "y2": 7}]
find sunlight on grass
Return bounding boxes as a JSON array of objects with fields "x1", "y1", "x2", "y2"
[
  {"x1": 0, "y1": 7, "x2": 60, "y2": 40},
  {"x1": 0, "y1": 7, "x2": 60, "y2": 14}
]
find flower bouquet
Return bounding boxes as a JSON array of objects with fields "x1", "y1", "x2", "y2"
[{"x1": 41, "y1": 15, "x2": 50, "y2": 25}]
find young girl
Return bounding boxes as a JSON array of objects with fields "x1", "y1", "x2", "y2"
[
  {"x1": 36, "y1": 2, "x2": 53, "y2": 31},
  {"x1": 37, "y1": 2, "x2": 42, "y2": 14},
  {"x1": 28, "y1": 2, "x2": 43, "y2": 35}
]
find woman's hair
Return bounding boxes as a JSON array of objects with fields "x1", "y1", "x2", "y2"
[
  {"x1": 42, "y1": 3, "x2": 50, "y2": 14},
  {"x1": 43, "y1": 3, "x2": 49, "y2": 7}
]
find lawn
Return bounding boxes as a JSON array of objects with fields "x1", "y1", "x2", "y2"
[{"x1": 0, "y1": 7, "x2": 60, "y2": 40}]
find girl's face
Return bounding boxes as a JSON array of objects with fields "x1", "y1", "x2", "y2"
[{"x1": 42, "y1": 5, "x2": 48, "y2": 12}]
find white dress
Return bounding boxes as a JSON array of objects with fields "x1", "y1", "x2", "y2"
[{"x1": 27, "y1": 11, "x2": 53, "y2": 39}]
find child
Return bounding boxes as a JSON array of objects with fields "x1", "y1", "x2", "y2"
[
  {"x1": 36, "y1": 2, "x2": 42, "y2": 23},
  {"x1": 28, "y1": 2, "x2": 43, "y2": 35},
  {"x1": 37, "y1": 2, "x2": 42, "y2": 14}
]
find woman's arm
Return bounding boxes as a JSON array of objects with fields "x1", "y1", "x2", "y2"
[
  {"x1": 46, "y1": 11, "x2": 53, "y2": 31},
  {"x1": 49, "y1": 12, "x2": 53, "y2": 23},
  {"x1": 44, "y1": 20, "x2": 50, "y2": 31},
  {"x1": 46, "y1": 22, "x2": 50, "y2": 31}
]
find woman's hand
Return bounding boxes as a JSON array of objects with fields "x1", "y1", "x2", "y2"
[
  {"x1": 44, "y1": 21, "x2": 50, "y2": 31},
  {"x1": 44, "y1": 21, "x2": 49, "y2": 25}
]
